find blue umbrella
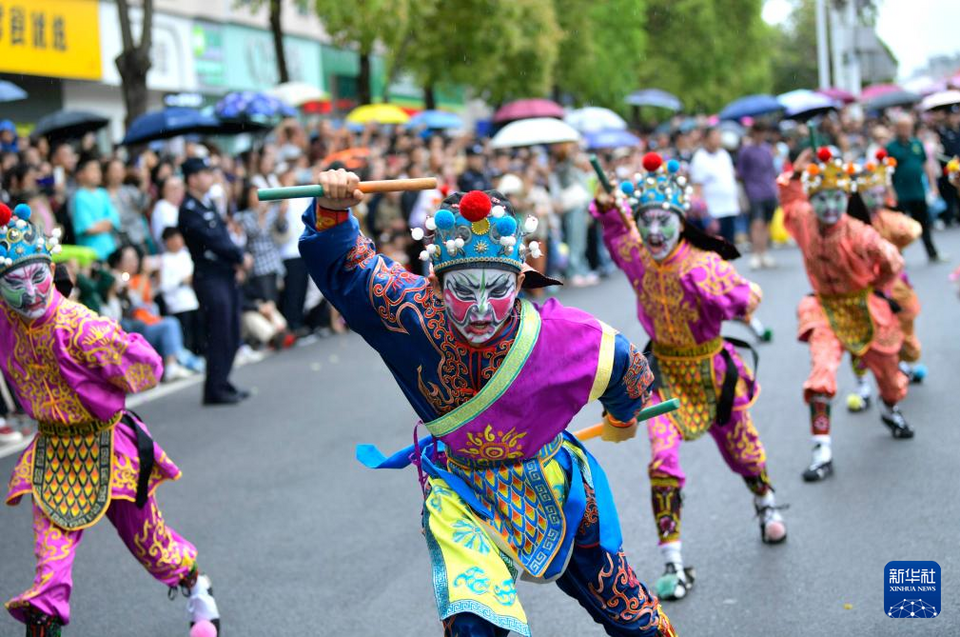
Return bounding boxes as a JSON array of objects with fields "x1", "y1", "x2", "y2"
[
  {"x1": 121, "y1": 108, "x2": 221, "y2": 145},
  {"x1": 407, "y1": 110, "x2": 464, "y2": 130},
  {"x1": 719, "y1": 94, "x2": 782, "y2": 121},
  {"x1": 625, "y1": 89, "x2": 683, "y2": 111},
  {"x1": 584, "y1": 129, "x2": 641, "y2": 150},
  {"x1": 0, "y1": 80, "x2": 27, "y2": 103},
  {"x1": 215, "y1": 91, "x2": 296, "y2": 123}
]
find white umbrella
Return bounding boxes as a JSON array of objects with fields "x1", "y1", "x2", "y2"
[
  {"x1": 564, "y1": 107, "x2": 627, "y2": 133},
  {"x1": 269, "y1": 82, "x2": 329, "y2": 107},
  {"x1": 921, "y1": 90, "x2": 960, "y2": 111},
  {"x1": 491, "y1": 117, "x2": 580, "y2": 148}
]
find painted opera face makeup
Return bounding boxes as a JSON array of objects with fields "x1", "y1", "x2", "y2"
[
  {"x1": 810, "y1": 189, "x2": 847, "y2": 225},
  {"x1": 442, "y1": 267, "x2": 519, "y2": 346},
  {"x1": 636, "y1": 207, "x2": 681, "y2": 261},
  {"x1": 0, "y1": 261, "x2": 54, "y2": 320},
  {"x1": 860, "y1": 184, "x2": 887, "y2": 213}
]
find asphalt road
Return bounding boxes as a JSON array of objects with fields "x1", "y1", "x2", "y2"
[{"x1": 2, "y1": 229, "x2": 959, "y2": 637}]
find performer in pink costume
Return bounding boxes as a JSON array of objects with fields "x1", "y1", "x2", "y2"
[
  {"x1": 0, "y1": 203, "x2": 219, "y2": 637},
  {"x1": 591, "y1": 153, "x2": 786, "y2": 602}
]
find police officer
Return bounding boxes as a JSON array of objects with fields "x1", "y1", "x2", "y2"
[{"x1": 178, "y1": 157, "x2": 251, "y2": 405}]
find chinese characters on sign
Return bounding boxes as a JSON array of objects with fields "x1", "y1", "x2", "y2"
[
  {"x1": 0, "y1": 0, "x2": 101, "y2": 81},
  {"x1": 888, "y1": 569, "x2": 937, "y2": 585}
]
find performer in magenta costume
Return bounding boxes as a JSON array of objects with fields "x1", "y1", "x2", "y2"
[
  {"x1": 300, "y1": 170, "x2": 677, "y2": 637},
  {"x1": 590, "y1": 153, "x2": 787, "y2": 602},
  {"x1": 0, "y1": 203, "x2": 219, "y2": 637}
]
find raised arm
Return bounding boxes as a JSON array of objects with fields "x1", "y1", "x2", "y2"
[
  {"x1": 861, "y1": 224, "x2": 905, "y2": 290},
  {"x1": 589, "y1": 196, "x2": 646, "y2": 280},
  {"x1": 298, "y1": 169, "x2": 434, "y2": 342}
]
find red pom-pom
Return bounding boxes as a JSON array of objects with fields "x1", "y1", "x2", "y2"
[
  {"x1": 0, "y1": 203, "x2": 11, "y2": 227},
  {"x1": 875, "y1": 148, "x2": 888, "y2": 161},
  {"x1": 439, "y1": 183, "x2": 451, "y2": 197},
  {"x1": 459, "y1": 190, "x2": 491, "y2": 222},
  {"x1": 816, "y1": 146, "x2": 833, "y2": 162},
  {"x1": 642, "y1": 152, "x2": 663, "y2": 172}
]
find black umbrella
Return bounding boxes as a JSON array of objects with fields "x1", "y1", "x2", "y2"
[
  {"x1": 865, "y1": 90, "x2": 921, "y2": 111},
  {"x1": 121, "y1": 108, "x2": 222, "y2": 145},
  {"x1": 32, "y1": 110, "x2": 109, "y2": 142}
]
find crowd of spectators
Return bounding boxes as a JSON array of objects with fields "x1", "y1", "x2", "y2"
[{"x1": 0, "y1": 104, "x2": 958, "y2": 430}]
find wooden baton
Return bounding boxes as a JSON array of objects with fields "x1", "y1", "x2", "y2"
[
  {"x1": 257, "y1": 177, "x2": 438, "y2": 201},
  {"x1": 573, "y1": 398, "x2": 681, "y2": 441}
]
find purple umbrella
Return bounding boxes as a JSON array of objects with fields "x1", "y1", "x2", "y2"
[
  {"x1": 493, "y1": 99, "x2": 564, "y2": 124},
  {"x1": 584, "y1": 129, "x2": 641, "y2": 150},
  {"x1": 816, "y1": 87, "x2": 856, "y2": 104}
]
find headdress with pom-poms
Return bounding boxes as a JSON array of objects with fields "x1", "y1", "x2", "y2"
[
  {"x1": 856, "y1": 148, "x2": 897, "y2": 191},
  {"x1": 412, "y1": 189, "x2": 541, "y2": 274},
  {"x1": 617, "y1": 152, "x2": 692, "y2": 218},
  {"x1": 946, "y1": 156, "x2": 960, "y2": 186},
  {"x1": 802, "y1": 146, "x2": 857, "y2": 195},
  {"x1": 0, "y1": 203, "x2": 62, "y2": 278}
]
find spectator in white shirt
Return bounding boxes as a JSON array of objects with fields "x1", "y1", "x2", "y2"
[
  {"x1": 689, "y1": 128, "x2": 742, "y2": 243},
  {"x1": 158, "y1": 227, "x2": 201, "y2": 355},
  {"x1": 151, "y1": 176, "x2": 184, "y2": 248}
]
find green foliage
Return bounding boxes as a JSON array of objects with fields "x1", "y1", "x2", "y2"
[
  {"x1": 313, "y1": 0, "x2": 409, "y2": 55},
  {"x1": 768, "y1": 0, "x2": 821, "y2": 95},
  {"x1": 636, "y1": 0, "x2": 773, "y2": 112}
]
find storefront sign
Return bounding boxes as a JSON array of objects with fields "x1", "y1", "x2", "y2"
[{"x1": 0, "y1": 0, "x2": 101, "y2": 80}]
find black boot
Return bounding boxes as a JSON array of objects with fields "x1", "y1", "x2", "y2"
[{"x1": 24, "y1": 609, "x2": 63, "y2": 637}]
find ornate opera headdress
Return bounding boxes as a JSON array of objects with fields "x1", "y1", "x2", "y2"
[
  {"x1": 802, "y1": 146, "x2": 857, "y2": 195},
  {"x1": 856, "y1": 148, "x2": 897, "y2": 190},
  {"x1": 618, "y1": 152, "x2": 691, "y2": 217},
  {"x1": 414, "y1": 190, "x2": 541, "y2": 274},
  {"x1": 0, "y1": 203, "x2": 61, "y2": 277},
  {"x1": 946, "y1": 156, "x2": 960, "y2": 187}
]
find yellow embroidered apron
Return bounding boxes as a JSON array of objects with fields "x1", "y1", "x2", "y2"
[{"x1": 818, "y1": 288, "x2": 875, "y2": 356}]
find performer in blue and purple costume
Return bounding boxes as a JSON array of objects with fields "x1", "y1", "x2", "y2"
[{"x1": 300, "y1": 169, "x2": 677, "y2": 637}]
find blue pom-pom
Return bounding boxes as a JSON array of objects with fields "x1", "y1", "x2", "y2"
[
  {"x1": 13, "y1": 204, "x2": 31, "y2": 221},
  {"x1": 435, "y1": 209, "x2": 456, "y2": 230},
  {"x1": 912, "y1": 364, "x2": 927, "y2": 381},
  {"x1": 666, "y1": 159, "x2": 680, "y2": 174},
  {"x1": 496, "y1": 216, "x2": 517, "y2": 236},
  {"x1": 620, "y1": 181, "x2": 635, "y2": 195}
]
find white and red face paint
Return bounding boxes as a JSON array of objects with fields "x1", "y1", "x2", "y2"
[
  {"x1": 0, "y1": 261, "x2": 54, "y2": 320},
  {"x1": 442, "y1": 267, "x2": 519, "y2": 346}
]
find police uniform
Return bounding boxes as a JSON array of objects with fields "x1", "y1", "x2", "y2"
[{"x1": 177, "y1": 158, "x2": 245, "y2": 404}]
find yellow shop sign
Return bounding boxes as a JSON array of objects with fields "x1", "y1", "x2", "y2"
[{"x1": 0, "y1": 0, "x2": 101, "y2": 80}]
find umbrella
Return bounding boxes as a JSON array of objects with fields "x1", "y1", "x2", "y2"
[
  {"x1": 625, "y1": 89, "x2": 683, "y2": 111},
  {"x1": 0, "y1": 80, "x2": 27, "y2": 103},
  {"x1": 216, "y1": 91, "x2": 296, "y2": 125},
  {"x1": 32, "y1": 110, "x2": 109, "y2": 141},
  {"x1": 491, "y1": 117, "x2": 580, "y2": 149},
  {"x1": 323, "y1": 147, "x2": 371, "y2": 170},
  {"x1": 921, "y1": 90, "x2": 960, "y2": 111},
  {"x1": 718, "y1": 94, "x2": 782, "y2": 120},
  {"x1": 407, "y1": 110, "x2": 464, "y2": 130},
  {"x1": 816, "y1": 87, "x2": 856, "y2": 104},
  {"x1": 565, "y1": 107, "x2": 628, "y2": 133},
  {"x1": 778, "y1": 89, "x2": 840, "y2": 119},
  {"x1": 269, "y1": 82, "x2": 329, "y2": 107},
  {"x1": 865, "y1": 90, "x2": 921, "y2": 111},
  {"x1": 903, "y1": 76, "x2": 947, "y2": 96},
  {"x1": 121, "y1": 108, "x2": 222, "y2": 146},
  {"x1": 860, "y1": 83, "x2": 901, "y2": 101},
  {"x1": 346, "y1": 103, "x2": 410, "y2": 125},
  {"x1": 493, "y1": 99, "x2": 564, "y2": 124},
  {"x1": 583, "y1": 129, "x2": 640, "y2": 150}
]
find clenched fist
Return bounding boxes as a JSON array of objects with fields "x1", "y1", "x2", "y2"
[{"x1": 317, "y1": 169, "x2": 364, "y2": 211}]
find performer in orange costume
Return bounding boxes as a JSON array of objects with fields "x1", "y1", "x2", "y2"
[
  {"x1": 778, "y1": 148, "x2": 912, "y2": 483},
  {"x1": 844, "y1": 150, "x2": 925, "y2": 413}
]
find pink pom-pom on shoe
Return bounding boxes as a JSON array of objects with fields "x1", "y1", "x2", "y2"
[{"x1": 190, "y1": 620, "x2": 218, "y2": 637}]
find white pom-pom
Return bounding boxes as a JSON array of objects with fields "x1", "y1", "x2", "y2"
[
  {"x1": 531, "y1": 246, "x2": 542, "y2": 259},
  {"x1": 15, "y1": 219, "x2": 25, "y2": 228},
  {"x1": 445, "y1": 240, "x2": 457, "y2": 255},
  {"x1": 491, "y1": 205, "x2": 506, "y2": 218},
  {"x1": 454, "y1": 237, "x2": 465, "y2": 249},
  {"x1": 529, "y1": 241, "x2": 540, "y2": 253},
  {"x1": 425, "y1": 217, "x2": 437, "y2": 231},
  {"x1": 411, "y1": 227, "x2": 425, "y2": 241},
  {"x1": 419, "y1": 250, "x2": 431, "y2": 262},
  {"x1": 52, "y1": 245, "x2": 62, "y2": 254},
  {"x1": 51, "y1": 228, "x2": 63, "y2": 239},
  {"x1": 499, "y1": 236, "x2": 511, "y2": 247},
  {"x1": 524, "y1": 216, "x2": 539, "y2": 233}
]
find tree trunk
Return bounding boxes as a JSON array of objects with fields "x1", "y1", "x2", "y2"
[
  {"x1": 423, "y1": 83, "x2": 437, "y2": 110},
  {"x1": 115, "y1": 0, "x2": 153, "y2": 130},
  {"x1": 357, "y1": 53, "x2": 373, "y2": 105},
  {"x1": 382, "y1": 34, "x2": 414, "y2": 103},
  {"x1": 269, "y1": 0, "x2": 289, "y2": 83}
]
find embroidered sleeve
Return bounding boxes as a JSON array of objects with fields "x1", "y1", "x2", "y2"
[
  {"x1": 690, "y1": 251, "x2": 755, "y2": 321},
  {"x1": 599, "y1": 335, "x2": 654, "y2": 422},
  {"x1": 67, "y1": 304, "x2": 162, "y2": 393},
  {"x1": 862, "y1": 223, "x2": 904, "y2": 290},
  {"x1": 591, "y1": 199, "x2": 647, "y2": 283}
]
